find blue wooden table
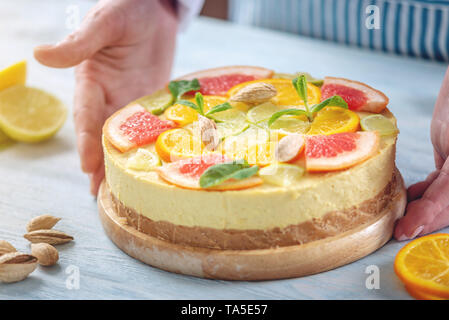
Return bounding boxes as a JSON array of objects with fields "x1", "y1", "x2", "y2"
[{"x1": 1, "y1": 0, "x2": 447, "y2": 300}]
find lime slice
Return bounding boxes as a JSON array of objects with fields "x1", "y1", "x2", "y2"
[
  {"x1": 259, "y1": 163, "x2": 305, "y2": 187},
  {"x1": 0, "y1": 60, "x2": 26, "y2": 91},
  {"x1": 137, "y1": 89, "x2": 173, "y2": 115},
  {"x1": 222, "y1": 125, "x2": 269, "y2": 159},
  {"x1": 0, "y1": 85, "x2": 66, "y2": 142},
  {"x1": 247, "y1": 102, "x2": 289, "y2": 123},
  {"x1": 212, "y1": 108, "x2": 248, "y2": 139},
  {"x1": 126, "y1": 148, "x2": 160, "y2": 171},
  {"x1": 360, "y1": 114, "x2": 398, "y2": 136},
  {"x1": 270, "y1": 117, "x2": 311, "y2": 135}
]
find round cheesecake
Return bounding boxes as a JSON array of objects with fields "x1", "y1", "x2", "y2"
[{"x1": 102, "y1": 66, "x2": 399, "y2": 250}]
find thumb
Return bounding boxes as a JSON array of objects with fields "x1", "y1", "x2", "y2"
[{"x1": 34, "y1": 5, "x2": 124, "y2": 68}]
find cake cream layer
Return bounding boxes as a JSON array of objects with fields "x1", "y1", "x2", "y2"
[
  {"x1": 107, "y1": 171, "x2": 399, "y2": 249},
  {"x1": 103, "y1": 114, "x2": 396, "y2": 231}
]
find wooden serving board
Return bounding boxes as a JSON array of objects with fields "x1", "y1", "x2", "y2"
[{"x1": 97, "y1": 171, "x2": 406, "y2": 281}]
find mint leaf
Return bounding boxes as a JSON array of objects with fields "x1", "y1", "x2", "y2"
[
  {"x1": 168, "y1": 79, "x2": 200, "y2": 102},
  {"x1": 310, "y1": 95, "x2": 348, "y2": 113},
  {"x1": 194, "y1": 92, "x2": 204, "y2": 115},
  {"x1": 178, "y1": 100, "x2": 201, "y2": 114},
  {"x1": 293, "y1": 75, "x2": 308, "y2": 107},
  {"x1": 268, "y1": 108, "x2": 309, "y2": 127},
  {"x1": 199, "y1": 160, "x2": 259, "y2": 188},
  {"x1": 206, "y1": 102, "x2": 232, "y2": 116}
]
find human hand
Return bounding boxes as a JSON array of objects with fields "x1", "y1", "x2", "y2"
[
  {"x1": 395, "y1": 67, "x2": 449, "y2": 240},
  {"x1": 34, "y1": 0, "x2": 178, "y2": 195}
]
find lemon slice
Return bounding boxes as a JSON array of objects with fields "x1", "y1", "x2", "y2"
[
  {"x1": 0, "y1": 85, "x2": 66, "y2": 142},
  {"x1": 136, "y1": 89, "x2": 173, "y2": 115},
  {"x1": 212, "y1": 108, "x2": 248, "y2": 139},
  {"x1": 0, "y1": 60, "x2": 26, "y2": 91},
  {"x1": 247, "y1": 102, "x2": 291, "y2": 123},
  {"x1": 126, "y1": 148, "x2": 160, "y2": 171},
  {"x1": 0, "y1": 129, "x2": 14, "y2": 149},
  {"x1": 259, "y1": 163, "x2": 305, "y2": 187},
  {"x1": 360, "y1": 114, "x2": 398, "y2": 136}
]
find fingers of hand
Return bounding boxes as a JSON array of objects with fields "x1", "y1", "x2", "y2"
[
  {"x1": 74, "y1": 74, "x2": 106, "y2": 174},
  {"x1": 396, "y1": 162, "x2": 449, "y2": 240},
  {"x1": 90, "y1": 163, "x2": 105, "y2": 196},
  {"x1": 34, "y1": 3, "x2": 124, "y2": 68},
  {"x1": 407, "y1": 170, "x2": 440, "y2": 201}
]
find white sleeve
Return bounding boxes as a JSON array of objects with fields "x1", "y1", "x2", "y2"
[{"x1": 176, "y1": 0, "x2": 205, "y2": 31}]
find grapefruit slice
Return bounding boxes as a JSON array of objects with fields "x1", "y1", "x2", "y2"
[
  {"x1": 104, "y1": 104, "x2": 175, "y2": 152},
  {"x1": 177, "y1": 66, "x2": 274, "y2": 96},
  {"x1": 320, "y1": 77, "x2": 388, "y2": 113},
  {"x1": 157, "y1": 153, "x2": 263, "y2": 190},
  {"x1": 305, "y1": 132, "x2": 379, "y2": 172}
]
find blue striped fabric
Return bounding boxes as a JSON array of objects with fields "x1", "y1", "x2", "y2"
[{"x1": 228, "y1": 0, "x2": 449, "y2": 62}]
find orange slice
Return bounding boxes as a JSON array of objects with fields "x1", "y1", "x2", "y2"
[
  {"x1": 228, "y1": 78, "x2": 321, "y2": 107},
  {"x1": 307, "y1": 106, "x2": 360, "y2": 135},
  {"x1": 164, "y1": 95, "x2": 227, "y2": 126},
  {"x1": 155, "y1": 128, "x2": 203, "y2": 162},
  {"x1": 405, "y1": 285, "x2": 448, "y2": 300},
  {"x1": 395, "y1": 233, "x2": 449, "y2": 299}
]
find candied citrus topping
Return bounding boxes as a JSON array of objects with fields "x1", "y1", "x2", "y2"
[
  {"x1": 228, "y1": 78, "x2": 321, "y2": 107},
  {"x1": 178, "y1": 153, "x2": 228, "y2": 178},
  {"x1": 120, "y1": 111, "x2": 174, "y2": 145},
  {"x1": 155, "y1": 128, "x2": 203, "y2": 162},
  {"x1": 307, "y1": 106, "x2": 360, "y2": 135},
  {"x1": 164, "y1": 95, "x2": 227, "y2": 126},
  {"x1": 321, "y1": 83, "x2": 367, "y2": 110},
  {"x1": 360, "y1": 114, "x2": 398, "y2": 136},
  {"x1": 305, "y1": 132, "x2": 379, "y2": 172},
  {"x1": 306, "y1": 133, "x2": 357, "y2": 158},
  {"x1": 197, "y1": 74, "x2": 257, "y2": 96}
]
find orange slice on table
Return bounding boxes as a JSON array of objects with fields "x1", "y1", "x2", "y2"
[
  {"x1": 228, "y1": 78, "x2": 321, "y2": 107},
  {"x1": 164, "y1": 95, "x2": 227, "y2": 126},
  {"x1": 155, "y1": 128, "x2": 203, "y2": 162},
  {"x1": 394, "y1": 233, "x2": 449, "y2": 299},
  {"x1": 307, "y1": 106, "x2": 360, "y2": 135},
  {"x1": 405, "y1": 285, "x2": 448, "y2": 300}
]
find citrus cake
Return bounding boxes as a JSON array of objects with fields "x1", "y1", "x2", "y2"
[{"x1": 101, "y1": 66, "x2": 404, "y2": 255}]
